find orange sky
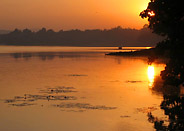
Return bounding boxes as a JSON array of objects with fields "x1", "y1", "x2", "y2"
[{"x1": 0, "y1": 0, "x2": 149, "y2": 30}]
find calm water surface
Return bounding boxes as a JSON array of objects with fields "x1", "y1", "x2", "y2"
[{"x1": 0, "y1": 46, "x2": 166, "y2": 131}]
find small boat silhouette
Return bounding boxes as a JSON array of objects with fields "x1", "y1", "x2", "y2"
[{"x1": 118, "y1": 46, "x2": 123, "y2": 50}]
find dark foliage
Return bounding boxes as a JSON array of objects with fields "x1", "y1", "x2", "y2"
[
  {"x1": 140, "y1": 0, "x2": 184, "y2": 86},
  {"x1": 141, "y1": 0, "x2": 184, "y2": 130},
  {"x1": 147, "y1": 77, "x2": 184, "y2": 130},
  {"x1": 140, "y1": 0, "x2": 184, "y2": 38},
  {"x1": 148, "y1": 94, "x2": 184, "y2": 130}
]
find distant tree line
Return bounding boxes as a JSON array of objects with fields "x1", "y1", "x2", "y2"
[
  {"x1": 0, "y1": 30, "x2": 11, "y2": 35},
  {"x1": 0, "y1": 26, "x2": 163, "y2": 47}
]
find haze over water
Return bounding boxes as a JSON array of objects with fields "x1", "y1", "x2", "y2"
[{"x1": 0, "y1": 46, "x2": 166, "y2": 131}]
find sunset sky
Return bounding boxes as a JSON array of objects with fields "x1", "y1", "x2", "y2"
[{"x1": 0, "y1": 0, "x2": 149, "y2": 30}]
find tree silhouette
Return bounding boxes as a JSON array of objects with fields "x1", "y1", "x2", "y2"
[
  {"x1": 140, "y1": 0, "x2": 184, "y2": 86},
  {"x1": 0, "y1": 27, "x2": 162, "y2": 47},
  {"x1": 148, "y1": 95, "x2": 184, "y2": 130},
  {"x1": 140, "y1": 0, "x2": 184, "y2": 39},
  {"x1": 147, "y1": 76, "x2": 184, "y2": 130}
]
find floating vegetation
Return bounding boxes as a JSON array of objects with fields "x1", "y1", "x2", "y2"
[
  {"x1": 53, "y1": 102, "x2": 117, "y2": 111},
  {"x1": 4, "y1": 86, "x2": 77, "y2": 107},
  {"x1": 120, "y1": 115, "x2": 131, "y2": 118},
  {"x1": 67, "y1": 74, "x2": 88, "y2": 77},
  {"x1": 4, "y1": 99, "x2": 17, "y2": 103},
  {"x1": 136, "y1": 106, "x2": 158, "y2": 113},
  {"x1": 65, "y1": 109, "x2": 85, "y2": 112},
  {"x1": 109, "y1": 80, "x2": 120, "y2": 82},
  {"x1": 126, "y1": 80, "x2": 143, "y2": 83},
  {"x1": 39, "y1": 86, "x2": 77, "y2": 94},
  {"x1": 10, "y1": 103, "x2": 36, "y2": 107},
  {"x1": 3, "y1": 86, "x2": 116, "y2": 111}
]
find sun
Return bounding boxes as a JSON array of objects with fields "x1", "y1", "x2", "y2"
[
  {"x1": 147, "y1": 65, "x2": 155, "y2": 86},
  {"x1": 148, "y1": 11, "x2": 155, "y2": 17}
]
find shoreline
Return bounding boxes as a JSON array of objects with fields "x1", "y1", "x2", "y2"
[{"x1": 105, "y1": 48, "x2": 156, "y2": 57}]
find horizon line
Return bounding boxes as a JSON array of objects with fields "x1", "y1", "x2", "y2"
[{"x1": 1, "y1": 25, "x2": 149, "y2": 32}]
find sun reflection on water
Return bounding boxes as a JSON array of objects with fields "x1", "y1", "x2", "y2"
[{"x1": 148, "y1": 65, "x2": 155, "y2": 87}]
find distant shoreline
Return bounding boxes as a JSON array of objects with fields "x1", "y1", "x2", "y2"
[
  {"x1": 0, "y1": 27, "x2": 163, "y2": 47},
  {"x1": 106, "y1": 47, "x2": 170, "y2": 63},
  {"x1": 0, "y1": 44, "x2": 151, "y2": 47}
]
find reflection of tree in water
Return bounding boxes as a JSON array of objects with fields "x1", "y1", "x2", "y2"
[
  {"x1": 147, "y1": 76, "x2": 184, "y2": 130},
  {"x1": 161, "y1": 56, "x2": 184, "y2": 86},
  {"x1": 11, "y1": 52, "x2": 63, "y2": 61},
  {"x1": 10, "y1": 52, "x2": 98, "y2": 61},
  {"x1": 148, "y1": 94, "x2": 184, "y2": 130},
  {"x1": 140, "y1": 0, "x2": 184, "y2": 129}
]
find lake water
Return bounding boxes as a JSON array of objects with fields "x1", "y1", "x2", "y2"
[{"x1": 0, "y1": 46, "x2": 167, "y2": 131}]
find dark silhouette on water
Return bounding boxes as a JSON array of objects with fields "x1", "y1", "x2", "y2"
[
  {"x1": 147, "y1": 95, "x2": 184, "y2": 130},
  {"x1": 0, "y1": 26, "x2": 163, "y2": 47},
  {"x1": 138, "y1": 0, "x2": 184, "y2": 130},
  {"x1": 147, "y1": 76, "x2": 184, "y2": 130},
  {"x1": 140, "y1": 0, "x2": 184, "y2": 87}
]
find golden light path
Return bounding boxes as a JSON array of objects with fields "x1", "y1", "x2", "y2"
[{"x1": 148, "y1": 65, "x2": 155, "y2": 87}]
